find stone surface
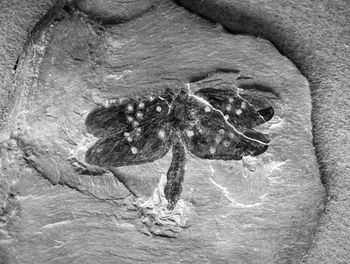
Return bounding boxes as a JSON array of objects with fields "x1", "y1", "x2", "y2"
[
  {"x1": 176, "y1": 1, "x2": 350, "y2": 263},
  {"x1": 8, "y1": 0, "x2": 350, "y2": 264},
  {"x1": 0, "y1": 0, "x2": 58, "y2": 126},
  {"x1": 0, "y1": 1, "x2": 326, "y2": 263},
  {"x1": 74, "y1": 0, "x2": 160, "y2": 23}
]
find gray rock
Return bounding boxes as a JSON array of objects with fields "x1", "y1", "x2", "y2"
[
  {"x1": 1, "y1": 1, "x2": 325, "y2": 263},
  {"x1": 74, "y1": 0, "x2": 159, "y2": 23}
]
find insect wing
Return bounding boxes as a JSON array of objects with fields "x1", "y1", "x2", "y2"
[
  {"x1": 86, "y1": 97, "x2": 172, "y2": 167},
  {"x1": 194, "y1": 88, "x2": 273, "y2": 129},
  {"x1": 86, "y1": 98, "x2": 140, "y2": 137},
  {"x1": 182, "y1": 106, "x2": 269, "y2": 160}
]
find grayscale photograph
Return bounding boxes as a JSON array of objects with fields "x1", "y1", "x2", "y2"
[{"x1": 0, "y1": 0, "x2": 349, "y2": 263}]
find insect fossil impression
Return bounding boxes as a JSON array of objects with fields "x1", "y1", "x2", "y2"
[{"x1": 85, "y1": 78, "x2": 274, "y2": 210}]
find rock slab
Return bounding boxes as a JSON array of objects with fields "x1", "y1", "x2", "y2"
[{"x1": 0, "y1": 1, "x2": 325, "y2": 264}]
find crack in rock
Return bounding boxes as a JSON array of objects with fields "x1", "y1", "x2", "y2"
[{"x1": 209, "y1": 162, "x2": 262, "y2": 208}]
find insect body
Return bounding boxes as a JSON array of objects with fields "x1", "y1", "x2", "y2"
[{"x1": 85, "y1": 78, "x2": 274, "y2": 209}]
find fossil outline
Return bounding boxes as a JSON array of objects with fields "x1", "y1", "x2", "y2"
[{"x1": 85, "y1": 70, "x2": 274, "y2": 209}]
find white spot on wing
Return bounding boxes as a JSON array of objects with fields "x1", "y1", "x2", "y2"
[
  {"x1": 138, "y1": 102, "x2": 145, "y2": 109},
  {"x1": 186, "y1": 83, "x2": 268, "y2": 146},
  {"x1": 223, "y1": 141, "x2": 230, "y2": 147},
  {"x1": 204, "y1": 106, "x2": 211, "y2": 112},
  {"x1": 186, "y1": 130, "x2": 194, "y2": 137},
  {"x1": 136, "y1": 112, "x2": 143, "y2": 119},
  {"x1": 158, "y1": 130, "x2": 165, "y2": 139},
  {"x1": 215, "y1": 135, "x2": 222, "y2": 143},
  {"x1": 156, "y1": 106, "x2": 162, "y2": 112},
  {"x1": 209, "y1": 146, "x2": 216, "y2": 154},
  {"x1": 127, "y1": 104, "x2": 134, "y2": 112},
  {"x1": 131, "y1": 146, "x2": 138, "y2": 154}
]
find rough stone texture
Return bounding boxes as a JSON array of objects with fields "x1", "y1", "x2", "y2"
[
  {"x1": 74, "y1": 0, "x2": 160, "y2": 23},
  {"x1": 0, "y1": 0, "x2": 58, "y2": 126},
  {"x1": 0, "y1": 0, "x2": 348, "y2": 263},
  {"x1": 0, "y1": 1, "x2": 325, "y2": 263},
  {"x1": 176, "y1": 1, "x2": 350, "y2": 263}
]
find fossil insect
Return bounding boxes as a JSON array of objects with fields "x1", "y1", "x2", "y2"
[{"x1": 85, "y1": 71, "x2": 274, "y2": 209}]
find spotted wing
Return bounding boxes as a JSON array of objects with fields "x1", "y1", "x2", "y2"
[
  {"x1": 181, "y1": 101, "x2": 269, "y2": 160},
  {"x1": 194, "y1": 87, "x2": 274, "y2": 129},
  {"x1": 85, "y1": 96, "x2": 172, "y2": 167}
]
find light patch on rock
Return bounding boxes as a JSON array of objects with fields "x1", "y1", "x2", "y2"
[
  {"x1": 70, "y1": 133, "x2": 99, "y2": 159},
  {"x1": 134, "y1": 174, "x2": 191, "y2": 237},
  {"x1": 0, "y1": 132, "x2": 10, "y2": 144},
  {"x1": 40, "y1": 220, "x2": 71, "y2": 230},
  {"x1": 242, "y1": 154, "x2": 288, "y2": 185},
  {"x1": 208, "y1": 162, "x2": 262, "y2": 208},
  {"x1": 254, "y1": 116, "x2": 284, "y2": 134},
  {"x1": 105, "y1": 72, "x2": 130, "y2": 81}
]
